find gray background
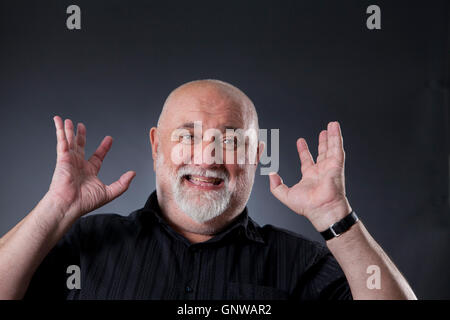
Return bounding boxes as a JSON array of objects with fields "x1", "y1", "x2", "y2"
[{"x1": 1, "y1": 0, "x2": 449, "y2": 299}]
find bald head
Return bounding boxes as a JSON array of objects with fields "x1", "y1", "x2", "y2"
[{"x1": 157, "y1": 79, "x2": 259, "y2": 131}]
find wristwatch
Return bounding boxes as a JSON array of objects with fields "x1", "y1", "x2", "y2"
[{"x1": 320, "y1": 211, "x2": 359, "y2": 241}]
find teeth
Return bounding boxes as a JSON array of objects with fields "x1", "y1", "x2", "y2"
[
  {"x1": 191, "y1": 176, "x2": 216, "y2": 183},
  {"x1": 187, "y1": 175, "x2": 221, "y2": 184}
]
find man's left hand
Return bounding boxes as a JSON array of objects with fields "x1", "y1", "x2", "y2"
[{"x1": 269, "y1": 121, "x2": 352, "y2": 232}]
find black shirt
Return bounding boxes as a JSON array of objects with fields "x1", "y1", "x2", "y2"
[{"x1": 24, "y1": 190, "x2": 352, "y2": 300}]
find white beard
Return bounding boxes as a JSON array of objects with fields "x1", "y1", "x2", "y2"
[{"x1": 156, "y1": 153, "x2": 233, "y2": 223}]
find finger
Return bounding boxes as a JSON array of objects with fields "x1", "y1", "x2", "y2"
[
  {"x1": 53, "y1": 116, "x2": 69, "y2": 156},
  {"x1": 326, "y1": 121, "x2": 344, "y2": 163},
  {"x1": 269, "y1": 172, "x2": 290, "y2": 205},
  {"x1": 106, "y1": 171, "x2": 136, "y2": 202},
  {"x1": 297, "y1": 138, "x2": 315, "y2": 174},
  {"x1": 316, "y1": 130, "x2": 328, "y2": 163},
  {"x1": 64, "y1": 119, "x2": 75, "y2": 150},
  {"x1": 88, "y1": 136, "x2": 113, "y2": 173},
  {"x1": 75, "y1": 122, "x2": 86, "y2": 155}
]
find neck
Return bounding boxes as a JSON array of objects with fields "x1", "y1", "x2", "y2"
[{"x1": 169, "y1": 224, "x2": 214, "y2": 244}]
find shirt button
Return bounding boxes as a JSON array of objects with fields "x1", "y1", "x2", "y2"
[{"x1": 185, "y1": 285, "x2": 193, "y2": 293}]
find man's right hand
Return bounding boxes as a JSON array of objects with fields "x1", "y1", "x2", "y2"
[
  {"x1": 46, "y1": 116, "x2": 136, "y2": 221},
  {"x1": 0, "y1": 115, "x2": 136, "y2": 299}
]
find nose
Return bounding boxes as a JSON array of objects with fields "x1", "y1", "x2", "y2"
[{"x1": 192, "y1": 139, "x2": 224, "y2": 168}]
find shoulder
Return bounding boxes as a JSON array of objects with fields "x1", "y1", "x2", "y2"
[
  {"x1": 75, "y1": 209, "x2": 145, "y2": 239},
  {"x1": 255, "y1": 219, "x2": 326, "y2": 251},
  {"x1": 253, "y1": 221, "x2": 348, "y2": 294},
  {"x1": 252, "y1": 219, "x2": 330, "y2": 265}
]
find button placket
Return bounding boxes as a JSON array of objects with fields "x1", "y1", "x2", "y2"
[
  {"x1": 183, "y1": 245, "x2": 200, "y2": 299},
  {"x1": 185, "y1": 245, "x2": 204, "y2": 299}
]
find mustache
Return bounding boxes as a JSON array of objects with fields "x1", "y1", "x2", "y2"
[{"x1": 176, "y1": 166, "x2": 229, "y2": 182}]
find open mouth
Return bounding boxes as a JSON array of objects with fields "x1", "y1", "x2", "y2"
[{"x1": 183, "y1": 174, "x2": 225, "y2": 189}]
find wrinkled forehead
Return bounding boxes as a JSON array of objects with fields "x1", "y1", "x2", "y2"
[{"x1": 160, "y1": 86, "x2": 252, "y2": 133}]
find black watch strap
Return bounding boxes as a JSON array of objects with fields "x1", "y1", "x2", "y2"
[{"x1": 320, "y1": 211, "x2": 359, "y2": 241}]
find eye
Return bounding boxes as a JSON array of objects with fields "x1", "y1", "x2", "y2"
[
  {"x1": 223, "y1": 137, "x2": 236, "y2": 149},
  {"x1": 180, "y1": 134, "x2": 194, "y2": 144}
]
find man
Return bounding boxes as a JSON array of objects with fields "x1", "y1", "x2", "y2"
[{"x1": 0, "y1": 79, "x2": 416, "y2": 300}]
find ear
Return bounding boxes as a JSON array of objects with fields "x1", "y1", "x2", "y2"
[
  {"x1": 149, "y1": 127, "x2": 158, "y2": 171},
  {"x1": 255, "y1": 140, "x2": 265, "y2": 165}
]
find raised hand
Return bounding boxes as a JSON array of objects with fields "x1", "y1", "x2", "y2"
[
  {"x1": 47, "y1": 116, "x2": 136, "y2": 220},
  {"x1": 269, "y1": 121, "x2": 352, "y2": 232}
]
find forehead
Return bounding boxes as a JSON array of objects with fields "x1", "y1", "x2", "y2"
[{"x1": 162, "y1": 86, "x2": 248, "y2": 130}]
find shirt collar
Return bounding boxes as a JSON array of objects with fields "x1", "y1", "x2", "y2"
[{"x1": 142, "y1": 190, "x2": 265, "y2": 245}]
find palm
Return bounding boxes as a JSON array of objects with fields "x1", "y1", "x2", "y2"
[
  {"x1": 48, "y1": 116, "x2": 135, "y2": 218},
  {"x1": 269, "y1": 122, "x2": 347, "y2": 221},
  {"x1": 287, "y1": 158, "x2": 344, "y2": 215}
]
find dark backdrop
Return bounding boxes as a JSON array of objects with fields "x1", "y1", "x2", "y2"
[{"x1": 0, "y1": 0, "x2": 449, "y2": 299}]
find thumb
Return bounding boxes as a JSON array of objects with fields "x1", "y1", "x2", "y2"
[
  {"x1": 106, "y1": 170, "x2": 136, "y2": 201},
  {"x1": 268, "y1": 172, "x2": 289, "y2": 205}
]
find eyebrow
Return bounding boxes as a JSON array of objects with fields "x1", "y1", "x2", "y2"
[{"x1": 177, "y1": 122, "x2": 240, "y2": 131}]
